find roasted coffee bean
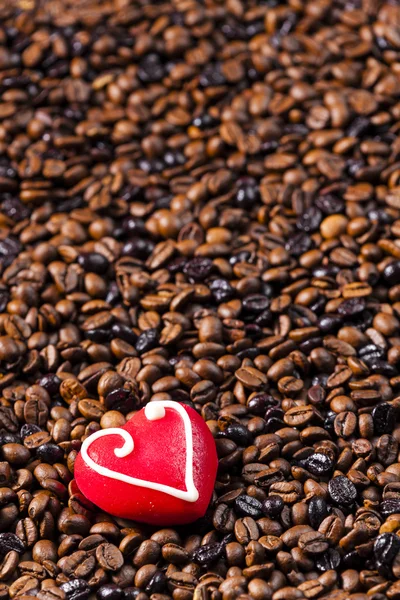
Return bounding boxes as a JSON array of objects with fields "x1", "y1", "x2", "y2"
[
  {"x1": 122, "y1": 588, "x2": 141, "y2": 600},
  {"x1": 372, "y1": 403, "x2": 396, "y2": 435},
  {"x1": 384, "y1": 262, "x2": 400, "y2": 287},
  {"x1": 308, "y1": 497, "x2": 329, "y2": 530},
  {"x1": 381, "y1": 499, "x2": 400, "y2": 517},
  {"x1": 0, "y1": 533, "x2": 25, "y2": 556},
  {"x1": 96, "y1": 584, "x2": 123, "y2": 600},
  {"x1": 135, "y1": 329, "x2": 159, "y2": 354},
  {"x1": 262, "y1": 496, "x2": 284, "y2": 518},
  {"x1": 217, "y1": 423, "x2": 253, "y2": 446},
  {"x1": 60, "y1": 579, "x2": 90, "y2": 600},
  {"x1": 234, "y1": 495, "x2": 263, "y2": 519},
  {"x1": 192, "y1": 543, "x2": 223, "y2": 567},
  {"x1": 78, "y1": 253, "x2": 110, "y2": 275},
  {"x1": 374, "y1": 533, "x2": 400, "y2": 566},
  {"x1": 96, "y1": 544, "x2": 124, "y2": 572},
  {"x1": 36, "y1": 444, "x2": 64, "y2": 464},
  {"x1": 304, "y1": 453, "x2": 333, "y2": 476},
  {"x1": 20, "y1": 424, "x2": 41, "y2": 439},
  {"x1": 145, "y1": 570, "x2": 166, "y2": 595},
  {"x1": 1, "y1": 3, "x2": 400, "y2": 598},
  {"x1": 315, "y1": 549, "x2": 341, "y2": 572},
  {"x1": 328, "y1": 477, "x2": 357, "y2": 506}
]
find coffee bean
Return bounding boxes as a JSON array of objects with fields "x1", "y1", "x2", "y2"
[
  {"x1": 96, "y1": 585, "x2": 123, "y2": 600},
  {"x1": 183, "y1": 258, "x2": 213, "y2": 282},
  {"x1": 145, "y1": 570, "x2": 167, "y2": 595},
  {"x1": 36, "y1": 444, "x2": 64, "y2": 464},
  {"x1": 374, "y1": 533, "x2": 400, "y2": 566},
  {"x1": 0, "y1": 533, "x2": 25, "y2": 556},
  {"x1": 38, "y1": 374, "x2": 61, "y2": 396},
  {"x1": 60, "y1": 579, "x2": 90, "y2": 600},
  {"x1": 192, "y1": 543, "x2": 223, "y2": 567},
  {"x1": 384, "y1": 261, "x2": 400, "y2": 286},
  {"x1": 372, "y1": 403, "x2": 396, "y2": 435},
  {"x1": 304, "y1": 453, "x2": 333, "y2": 476},
  {"x1": 20, "y1": 424, "x2": 42, "y2": 439},
  {"x1": 95, "y1": 543, "x2": 124, "y2": 572},
  {"x1": 234, "y1": 495, "x2": 263, "y2": 519},
  {"x1": 298, "y1": 531, "x2": 329, "y2": 554},
  {"x1": 262, "y1": 496, "x2": 284, "y2": 518},
  {"x1": 328, "y1": 476, "x2": 357, "y2": 506},
  {"x1": 308, "y1": 497, "x2": 329, "y2": 530},
  {"x1": 217, "y1": 423, "x2": 253, "y2": 446},
  {"x1": 122, "y1": 588, "x2": 141, "y2": 600},
  {"x1": 315, "y1": 549, "x2": 341, "y2": 572},
  {"x1": 78, "y1": 253, "x2": 110, "y2": 275},
  {"x1": 1, "y1": 3, "x2": 400, "y2": 597},
  {"x1": 135, "y1": 329, "x2": 159, "y2": 354}
]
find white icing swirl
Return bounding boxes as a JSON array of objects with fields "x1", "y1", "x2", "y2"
[{"x1": 80, "y1": 401, "x2": 199, "y2": 502}]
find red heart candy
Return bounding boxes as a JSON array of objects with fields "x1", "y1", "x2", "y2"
[{"x1": 74, "y1": 402, "x2": 218, "y2": 525}]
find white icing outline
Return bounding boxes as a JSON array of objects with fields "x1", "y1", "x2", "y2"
[{"x1": 80, "y1": 401, "x2": 199, "y2": 502}]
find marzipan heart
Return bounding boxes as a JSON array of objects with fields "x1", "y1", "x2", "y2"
[{"x1": 74, "y1": 401, "x2": 218, "y2": 525}]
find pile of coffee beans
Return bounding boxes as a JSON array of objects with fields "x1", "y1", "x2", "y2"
[{"x1": 1, "y1": 0, "x2": 400, "y2": 599}]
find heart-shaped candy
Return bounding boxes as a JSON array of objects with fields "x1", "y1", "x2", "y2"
[{"x1": 74, "y1": 401, "x2": 218, "y2": 525}]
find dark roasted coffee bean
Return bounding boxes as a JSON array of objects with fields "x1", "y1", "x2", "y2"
[
  {"x1": 122, "y1": 589, "x2": 141, "y2": 600},
  {"x1": 297, "y1": 207, "x2": 322, "y2": 233},
  {"x1": 135, "y1": 329, "x2": 159, "y2": 353},
  {"x1": 304, "y1": 453, "x2": 333, "y2": 476},
  {"x1": 0, "y1": 432, "x2": 20, "y2": 445},
  {"x1": 209, "y1": 278, "x2": 234, "y2": 303},
  {"x1": 85, "y1": 329, "x2": 112, "y2": 343},
  {"x1": 104, "y1": 388, "x2": 137, "y2": 412},
  {"x1": 38, "y1": 374, "x2": 61, "y2": 396},
  {"x1": 234, "y1": 495, "x2": 263, "y2": 518},
  {"x1": 0, "y1": 533, "x2": 25, "y2": 556},
  {"x1": 217, "y1": 423, "x2": 253, "y2": 446},
  {"x1": 242, "y1": 294, "x2": 270, "y2": 313},
  {"x1": 0, "y1": 238, "x2": 22, "y2": 267},
  {"x1": 315, "y1": 549, "x2": 341, "y2": 572},
  {"x1": 122, "y1": 238, "x2": 154, "y2": 259},
  {"x1": 235, "y1": 179, "x2": 260, "y2": 209},
  {"x1": 183, "y1": 258, "x2": 213, "y2": 282},
  {"x1": 318, "y1": 314, "x2": 342, "y2": 334},
  {"x1": 374, "y1": 533, "x2": 400, "y2": 566},
  {"x1": 383, "y1": 261, "x2": 400, "y2": 286},
  {"x1": 137, "y1": 54, "x2": 165, "y2": 83},
  {"x1": 111, "y1": 324, "x2": 137, "y2": 345},
  {"x1": 308, "y1": 496, "x2": 329, "y2": 529},
  {"x1": 77, "y1": 253, "x2": 110, "y2": 275},
  {"x1": 372, "y1": 403, "x2": 396, "y2": 435},
  {"x1": 96, "y1": 585, "x2": 123, "y2": 600},
  {"x1": 315, "y1": 195, "x2": 344, "y2": 215},
  {"x1": 192, "y1": 542, "x2": 223, "y2": 567},
  {"x1": 1, "y1": 198, "x2": 30, "y2": 222},
  {"x1": 262, "y1": 496, "x2": 284, "y2": 518},
  {"x1": 60, "y1": 579, "x2": 90, "y2": 600},
  {"x1": 337, "y1": 298, "x2": 366, "y2": 316},
  {"x1": 381, "y1": 499, "x2": 400, "y2": 518},
  {"x1": 36, "y1": 444, "x2": 64, "y2": 464},
  {"x1": 20, "y1": 424, "x2": 42, "y2": 439},
  {"x1": 286, "y1": 233, "x2": 312, "y2": 257},
  {"x1": 145, "y1": 570, "x2": 166, "y2": 595},
  {"x1": 247, "y1": 393, "x2": 278, "y2": 415},
  {"x1": 328, "y1": 476, "x2": 357, "y2": 506}
]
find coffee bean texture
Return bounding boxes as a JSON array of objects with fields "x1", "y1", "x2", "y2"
[{"x1": 0, "y1": 1, "x2": 400, "y2": 600}]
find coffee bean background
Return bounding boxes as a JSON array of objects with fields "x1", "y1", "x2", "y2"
[{"x1": 0, "y1": 0, "x2": 400, "y2": 599}]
